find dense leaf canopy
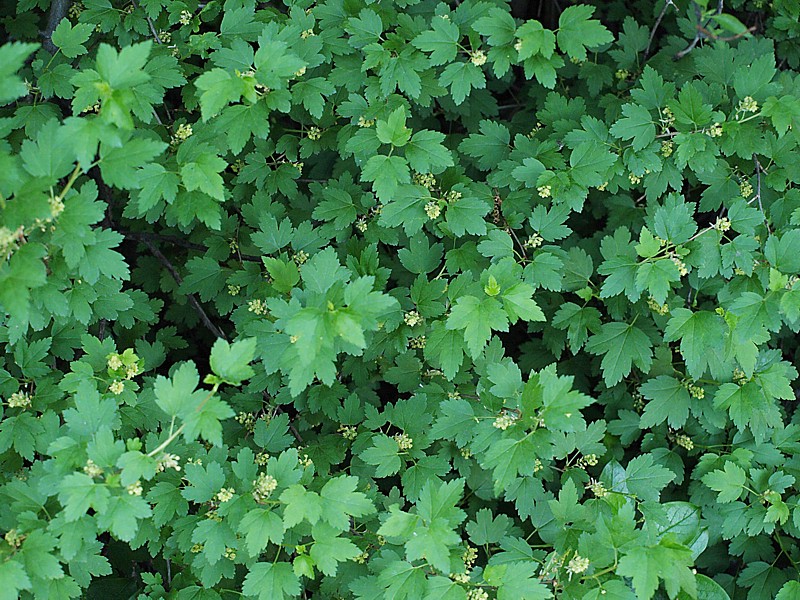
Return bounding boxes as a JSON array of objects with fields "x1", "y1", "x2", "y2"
[{"x1": 1, "y1": 0, "x2": 800, "y2": 598}]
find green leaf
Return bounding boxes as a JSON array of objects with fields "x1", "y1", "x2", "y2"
[
  {"x1": 710, "y1": 13, "x2": 750, "y2": 36},
  {"x1": 639, "y1": 376, "x2": 691, "y2": 428},
  {"x1": 459, "y1": 120, "x2": 510, "y2": 170},
  {"x1": 529, "y1": 204, "x2": 572, "y2": 241},
  {"x1": 309, "y1": 523, "x2": 361, "y2": 576},
  {"x1": 96, "y1": 41, "x2": 152, "y2": 89},
  {"x1": 484, "y1": 562, "x2": 552, "y2": 600},
  {"x1": 280, "y1": 485, "x2": 323, "y2": 528},
  {"x1": 181, "y1": 393, "x2": 235, "y2": 447},
  {"x1": 703, "y1": 461, "x2": 746, "y2": 503},
  {"x1": 466, "y1": 508, "x2": 511, "y2": 545},
  {"x1": 664, "y1": 309, "x2": 727, "y2": 380},
  {"x1": 254, "y1": 39, "x2": 305, "y2": 90},
  {"x1": 624, "y1": 454, "x2": 676, "y2": 501},
  {"x1": 242, "y1": 563, "x2": 300, "y2": 600},
  {"x1": 376, "y1": 108, "x2": 411, "y2": 147},
  {"x1": 473, "y1": 8, "x2": 517, "y2": 47},
  {"x1": 501, "y1": 280, "x2": 545, "y2": 322},
  {"x1": 100, "y1": 137, "x2": 166, "y2": 189},
  {"x1": 424, "y1": 322, "x2": 466, "y2": 380},
  {"x1": 361, "y1": 154, "x2": 411, "y2": 200},
  {"x1": 57, "y1": 473, "x2": 110, "y2": 521},
  {"x1": 439, "y1": 62, "x2": 486, "y2": 105},
  {"x1": 430, "y1": 398, "x2": 475, "y2": 446},
  {"x1": 239, "y1": 509, "x2": 284, "y2": 556},
  {"x1": 445, "y1": 193, "x2": 490, "y2": 237},
  {"x1": 398, "y1": 234, "x2": 444, "y2": 275},
  {"x1": 153, "y1": 362, "x2": 204, "y2": 418},
  {"x1": 0, "y1": 561, "x2": 31, "y2": 600},
  {"x1": 585, "y1": 322, "x2": 653, "y2": 386},
  {"x1": 136, "y1": 163, "x2": 179, "y2": 210},
  {"x1": 0, "y1": 43, "x2": 39, "y2": 104},
  {"x1": 361, "y1": 434, "x2": 402, "y2": 477},
  {"x1": 319, "y1": 475, "x2": 376, "y2": 531},
  {"x1": 292, "y1": 77, "x2": 334, "y2": 119},
  {"x1": 180, "y1": 153, "x2": 227, "y2": 201},
  {"x1": 713, "y1": 381, "x2": 782, "y2": 442},
  {"x1": 311, "y1": 188, "x2": 357, "y2": 229},
  {"x1": 209, "y1": 338, "x2": 257, "y2": 385},
  {"x1": 515, "y1": 20, "x2": 556, "y2": 60},
  {"x1": 635, "y1": 258, "x2": 681, "y2": 304},
  {"x1": 617, "y1": 541, "x2": 695, "y2": 600},
  {"x1": 776, "y1": 581, "x2": 800, "y2": 600},
  {"x1": 95, "y1": 494, "x2": 152, "y2": 542},
  {"x1": 263, "y1": 258, "x2": 301, "y2": 294},
  {"x1": 669, "y1": 83, "x2": 712, "y2": 127},
  {"x1": 763, "y1": 95, "x2": 800, "y2": 136},
  {"x1": 195, "y1": 69, "x2": 246, "y2": 121},
  {"x1": 552, "y1": 303, "x2": 601, "y2": 353},
  {"x1": 446, "y1": 295, "x2": 508, "y2": 358},
  {"x1": 610, "y1": 104, "x2": 655, "y2": 151},
  {"x1": 413, "y1": 17, "x2": 461, "y2": 66},
  {"x1": 556, "y1": 5, "x2": 614, "y2": 61},
  {"x1": 405, "y1": 130, "x2": 454, "y2": 174},
  {"x1": 51, "y1": 20, "x2": 94, "y2": 58},
  {"x1": 182, "y1": 461, "x2": 226, "y2": 503},
  {"x1": 345, "y1": 9, "x2": 383, "y2": 48}
]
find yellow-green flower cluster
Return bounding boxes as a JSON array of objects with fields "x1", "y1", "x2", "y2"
[
  {"x1": 425, "y1": 201, "x2": 441, "y2": 219},
  {"x1": 83, "y1": 459, "x2": 104, "y2": 478},
  {"x1": 7, "y1": 391, "x2": 31, "y2": 409},
  {"x1": 587, "y1": 478, "x2": 609, "y2": 498},
  {"x1": 469, "y1": 50, "x2": 487, "y2": 66},
  {"x1": 252, "y1": 473, "x2": 278, "y2": 503},
  {"x1": 647, "y1": 295, "x2": 670, "y2": 315},
  {"x1": 394, "y1": 432, "x2": 413, "y2": 450},
  {"x1": 216, "y1": 487, "x2": 235, "y2": 503},
  {"x1": 567, "y1": 554, "x2": 590, "y2": 574}
]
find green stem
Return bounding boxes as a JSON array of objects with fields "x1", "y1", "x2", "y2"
[
  {"x1": 147, "y1": 423, "x2": 186, "y2": 458},
  {"x1": 147, "y1": 384, "x2": 218, "y2": 457},
  {"x1": 55, "y1": 164, "x2": 84, "y2": 203}
]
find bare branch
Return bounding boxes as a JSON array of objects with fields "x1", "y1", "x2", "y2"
[
  {"x1": 674, "y1": 0, "x2": 724, "y2": 61},
  {"x1": 645, "y1": 0, "x2": 675, "y2": 58},
  {"x1": 752, "y1": 154, "x2": 771, "y2": 235},
  {"x1": 42, "y1": 0, "x2": 71, "y2": 54},
  {"x1": 139, "y1": 238, "x2": 228, "y2": 340},
  {"x1": 131, "y1": 0, "x2": 163, "y2": 44},
  {"x1": 122, "y1": 230, "x2": 262, "y2": 262}
]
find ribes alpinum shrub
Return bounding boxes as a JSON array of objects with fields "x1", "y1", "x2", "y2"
[{"x1": 2, "y1": 0, "x2": 800, "y2": 598}]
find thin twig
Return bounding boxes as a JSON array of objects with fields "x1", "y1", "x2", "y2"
[
  {"x1": 261, "y1": 391, "x2": 303, "y2": 443},
  {"x1": 131, "y1": 0, "x2": 163, "y2": 44},
  {"x1": 122, "y1": 230, "x2": 262, "y2": 262},
  {"x1": 506, "y1": 225, "x2": 527, "y2": 260},
  {"x1": 140, "y1": 238, "x2": 228, "y2": 339},
  {"x1": 645, "y1": 0, "x2": 675, "y2": 58},
  {"x1": 674, "y1": 0, "x2": 723, "y2": 61},
  {"x1": 752, "y1": 154, "x2": 771, "y2": 234}
]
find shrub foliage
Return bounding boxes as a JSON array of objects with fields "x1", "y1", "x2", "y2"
[{"x1": 2, "y1": 0, "x2": 800, "y2": 598}]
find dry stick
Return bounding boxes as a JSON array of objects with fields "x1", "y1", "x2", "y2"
[
  {"x1": 140, "y1": 238, "x2": 228, "y2": 340},
  {"x1": 123, "y1": 230, "x2": 262, "y2": 262},
  {"x1": 752, "y1": 154, "x2": 771, "y2": 235},
  {"x1": 506, "y1": 224, "x2": 527, "y2": 260},
  {"x1": 645, "y1": 0, "x2": 675, "y2": 58},
  {"x1": 42, "y1": 0, "x2": 71, "y2": 54},
  {"x1": 675, "y1": 0, "x2": 724, "y2": 61},
  {"x1": 138, "y1": 240, "x2": 305, "y2": 446},
  {"x1": 131, "y1": 0, "x2": 163, "y2": 44},
  {"x1": 263, "y1": 392, "x2": 304, "y2": 444}
]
